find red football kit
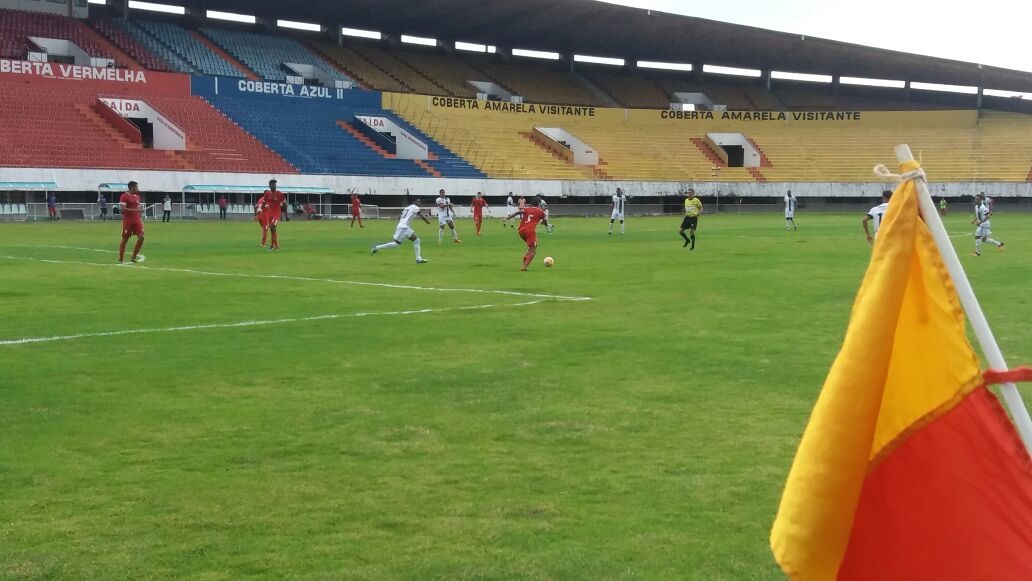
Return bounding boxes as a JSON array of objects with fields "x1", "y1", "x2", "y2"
[
  {"x1": 518, "y1": 207, "x2": 546, "y2": 248},
  {"x1": 264, "y1": 190, "x2": 285, "y2": 224},
  {"x1": 263, "y1": 189, "x2": 285, "y2": 249},
  {"x1": 120, "y1": 192, "x2": 143, "y2": 237},
  {"x1": 351, "y1": 194, "x2": 361, "y2": 217},
  {"x1": 471, "y1": 197, "x2": 488, "y2": 234},
  {"x1": 118, "y1": 191, "x2": 144, "y2": 261},
  {"x1": 255, "y1": 195, "x2": 269, "y2": 246},
  {"x1": 255, "y1": 195, "x2": 269, "y2": 226}
]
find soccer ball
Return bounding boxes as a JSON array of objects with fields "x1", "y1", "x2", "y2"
[{"x1": 543, "y1": 256, "x2": 554, "y2": 267}]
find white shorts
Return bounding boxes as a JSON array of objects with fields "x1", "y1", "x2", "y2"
[
  {"x1": 785, "y1": 211, "x2": 794, "y2": 219},
  {"x1": 976, "y1": 224, "x2": 991, "y2": 238},
  {"x1": 438, "y1": 212, "x2": 453, "y2": 225},
  {"x1": 393, "y1": 226, "x2": 415, "y2": 242},
  {"x1": 611, "y1": 211, "x2": 624, "y2": 220}
]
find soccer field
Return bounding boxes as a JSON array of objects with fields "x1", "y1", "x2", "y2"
[{"x1": 1, "y1": 214, "x2": 1029, "y2": 579}]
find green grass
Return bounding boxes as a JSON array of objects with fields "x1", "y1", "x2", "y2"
[{"x1": 1, "y1": 213, "x2": 1029, "y2": 580}]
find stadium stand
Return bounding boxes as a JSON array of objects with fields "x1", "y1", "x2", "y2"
[
  {"x1": 201, "y1": 27, "x2": 348, "y2": 83},
  {"x1": 0, "y1": 77, "x2": 296, "y2": 173},
  {"x1": 579, "y1": 69, "x2": 672, "y2": 109},
  {"x1": 310, "y1": 41, "x2": 407, "y2": 92},
  {"x1": 102, "y1": 18, "x2": 197, "y2": 74},
  {"x1": 0, "y1": 8, "x2": 136, "y2": 67},
  {"x1": 141, "y1": 95, "x2": 297, "y2": 173},
  {"x1": 394, "y1": 49, "x2": 485, "y2": 98},
  {"x1": 657, "y1": 80, "x2": 757, "y2": 111},
  {"x1": 461, "y1": 54, "x2": 601, "y2": 107},
  {"x1": 201, "y1": 89, "x2": 482, "y2": 177},
  {"x1": 89, "y1": 17, "x2": 171, "y2": 72},
  {"x1": 126, "y1": 19, "x2": 244, "y2": 77},
  {"x1": 389, "y1": 92, "x2": 1032, "y2": 183},
  {"x1": 388, "y1": 92, "x2": 738, "y2": 181},
  {"x1": 344, "y1": 42, "x2": 448, "y2": 96}
]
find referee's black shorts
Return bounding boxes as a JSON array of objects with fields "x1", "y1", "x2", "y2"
[{"x1": 681, "y1": 216, "x2": 698, "y2": 229}]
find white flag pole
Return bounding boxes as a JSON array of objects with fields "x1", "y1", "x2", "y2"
[{"x1": 895, "y1": 144, "x2": 1032, "y2": 456}]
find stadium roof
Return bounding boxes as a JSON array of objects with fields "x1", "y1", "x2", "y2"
[{"x1": 187, "y1": 0, "x2": 1032, "y2": 92}]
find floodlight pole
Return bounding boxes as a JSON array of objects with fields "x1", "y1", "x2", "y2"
[{"x1": 895, "y1": 144, "x2": 1032, "y2": 456}]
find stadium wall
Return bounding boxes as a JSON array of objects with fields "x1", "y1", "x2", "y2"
[{"x1": 3, "y1": 167, "x2": 1032, "y2": 199}]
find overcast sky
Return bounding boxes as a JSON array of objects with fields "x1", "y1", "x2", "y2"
[{"x1": 596, "y1": 0, "x2": 1031, "y2": 73}]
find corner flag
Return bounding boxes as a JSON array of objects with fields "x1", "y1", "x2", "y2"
[{"x1": 770, "y1": 158, "x2": 1032, "y2": 580}]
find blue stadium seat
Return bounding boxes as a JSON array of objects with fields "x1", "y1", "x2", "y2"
[
  {"x1": 127, "y1": 19, "x2": 244, "y2": 78},
  {"x1": 203, "y1": 91, "x2": 481, "y2": 177},
  {"x1": 201, "y1": 27, "x2": 350, "y2": 83}
]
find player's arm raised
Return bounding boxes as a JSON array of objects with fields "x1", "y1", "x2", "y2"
[
  {"x1": 505, "y1": 209, "x2": 524, "y2": 222},
  {"x1": 418, "y1": 209, "x2": 432, "y2": 224}
]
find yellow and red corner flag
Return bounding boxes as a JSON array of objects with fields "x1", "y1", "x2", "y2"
[{"x1": 771, "y1": 160, "x2": 1032, "y2": 580}]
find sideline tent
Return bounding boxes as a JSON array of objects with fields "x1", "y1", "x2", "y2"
[{"x1": 0, "y1": 182, "x2": 59, "y2": 219}]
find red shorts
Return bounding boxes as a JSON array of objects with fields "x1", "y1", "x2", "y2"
[
  {"x1": 519, "y1": 230, "x2": 537, "y2": 248},
  {"x1": 352, "y1": 209, "x2": 361, "y2": 217},
  {"x1": 122, "y1": 222, "x2": 144, "y2": 238},
  {"x1": 266, "y1": 212, "x2": 282, "y2": 226},
  {"x1": 473, "y1": 213, "x2": 483, "y2": 222},
  {"x1": 257, "y1": 214, "x2": 269, "y2": 228}
]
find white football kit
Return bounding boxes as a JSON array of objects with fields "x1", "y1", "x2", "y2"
[
  {"x1": 867, "y1": 202, "x2": 889, "y2": 236},
  {"x1": 393, "y1": 204, "x2": 421, "y2": 241},
  {"x1": 611, "y1": 195, "x2": 626, "y2": 220},
  {"x1": 435, "y1": 196, "x2": 454, "y2": 224},
  {"x1": 975, "y1": 202, "x2": 992, "y2": 237},
  {"x1": 784, "y1": 195, "x2": 795, "y2": 218}
]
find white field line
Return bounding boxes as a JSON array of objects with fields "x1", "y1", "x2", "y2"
[
  {"x1": 0, "y1": 300, "x2": 544, "y2": 346},
  {"x1": 0, "y1": 254, "x2": 591, "y2": 302},
  {"x1": 0, "y1": 251, "x2": 589, "y2": 346}
]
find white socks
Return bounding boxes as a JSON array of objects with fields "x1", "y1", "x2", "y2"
[
  {"x1": 987, "y1": 238, "x2": 1002, "y2": 247},
  {"x1": 413, "y1": 237, "x2": 422, "y2": 260},
  {"x1": 374, "y1": 240, "x2": 401, "y2": 252},
  {"x1": 438, "y1": 226, "x2": 444, "y2": 242},
  {"x1": 621, "y1": 221, "x2": 625, "y2": 234}
]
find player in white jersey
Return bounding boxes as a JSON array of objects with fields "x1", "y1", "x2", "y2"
[
  {"x1": 972, "y1": 192, "x2": 1005, "y2": 256},
  {"x1": 538, "y1": 195, "x2": 553, "y2": 233},
  {"x1": 435, "y1": 188, "x2": 461, "y2": 243},
  {"x1": 371, "y1": 197, "x2": 431, "y2": 263},
  {"x1": 504, "y1": 192, "x2": 516, "y2": 229},
  {"x1": 609, "y1": 187, "x2": 626, "y2": 235},
  {"x1": 862, "y1": 190, "x2": 892, "y2": 245},
  {"x1": 784, "y1": 190, "x2": 798, "y2": 230}
]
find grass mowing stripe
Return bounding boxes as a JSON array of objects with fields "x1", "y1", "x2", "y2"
[
  {"x1": 0, "y1": 299, "x2": 548, "y2": 346},
  {"x1": 0, "y1": 254, "x2": 591, "y2": 301}
]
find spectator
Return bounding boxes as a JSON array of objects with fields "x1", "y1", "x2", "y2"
[
  {"x1": 162, "y1": 195, "x2": 172, "y2": 223},
  {"x1": 217, "y1": 195, "x2": 228, "y2": 220},
  {"x1": 98, "y1": 193, "x2": 109, "y2": 220},
  {"x1": 47, "y1": 192, "x2": 58, "y2": 220}
]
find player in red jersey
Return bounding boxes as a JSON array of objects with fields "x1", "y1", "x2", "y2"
[
  {"x1": 470, "y1": 192, "x2": 489, "y2": 236},
  {"x1": 255, "y1": 194, "x2": 270, "y2": 247},
  {"x1": 262, "y1": 179, "x2": 286, "y2": 250},
  {"x1": 118, "y1": 181, "x2": 145, "y2": 263},
  {"x1": 505, "y1": 195, "x2": 550, "y2": 271},
  {"x1": 349, "y1": 189, "x2": 363, "y2": 228}
]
